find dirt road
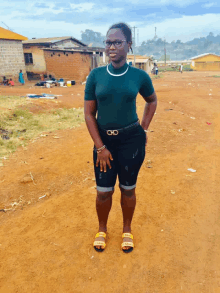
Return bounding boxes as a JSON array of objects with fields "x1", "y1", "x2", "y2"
[{"x1": 0, "y1": 71, "x2": 220, "y2": 293}]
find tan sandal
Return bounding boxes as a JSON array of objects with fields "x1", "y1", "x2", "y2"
[
  {"x1": 121, "y1": 233, "x2": 134, "y2": 253},
  {"x1": 93, "y1": 232, "x2": 107, "y2": 252}
]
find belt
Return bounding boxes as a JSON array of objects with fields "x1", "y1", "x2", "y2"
[{"x1": 99, "y1": 120, "x2": 139, "y2": 136}]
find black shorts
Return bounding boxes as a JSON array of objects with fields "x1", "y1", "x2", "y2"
[{"x1": 93, "y1": 122, "x2": 146, "y2": 192}]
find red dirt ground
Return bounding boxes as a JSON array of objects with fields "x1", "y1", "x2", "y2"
[{"x1": 0, "y1": 71, "x2": 220, "y2": 293}]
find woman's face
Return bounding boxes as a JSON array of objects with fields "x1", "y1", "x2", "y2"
[{"x1": 105, "y1": 29, "x2": 131, "y2": 63}]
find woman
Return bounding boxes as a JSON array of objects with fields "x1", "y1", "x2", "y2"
[
  {"x1": 18, "y1": 70, "x2": 25, "y2": 85},
  {"x1": 84, "y1": 23, "x2": 157, "y2": 253}
]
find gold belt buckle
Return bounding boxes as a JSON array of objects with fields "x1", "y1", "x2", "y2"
[{"x1": 107, "y1": 130, "x2": 119, "y2": 136}]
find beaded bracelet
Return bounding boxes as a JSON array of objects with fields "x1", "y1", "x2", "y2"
[{"x1": 97, "y1": 145, "x2": 106, "y2": 153}]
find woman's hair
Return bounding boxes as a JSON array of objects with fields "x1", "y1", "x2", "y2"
[{"x1": 107, "y1": 22, "x2": 133, "y2": 53}]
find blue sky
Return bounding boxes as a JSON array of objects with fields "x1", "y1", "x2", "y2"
[{"x1": 1, "y1": 0, "x2": 220, "y2": 43}]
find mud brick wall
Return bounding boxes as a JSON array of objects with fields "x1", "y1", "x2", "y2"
[
  {"x1": 0, "y1": 39, "x2": 26, "y2": 80},
  {"x1": 44, "y1": 50, "x2": 92, "y2": 83}
]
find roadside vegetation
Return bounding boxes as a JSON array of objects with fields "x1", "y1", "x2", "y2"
[
  {"x1": 158, "y1": 64, "x2": 193, "y2": 72},
  {"x1": 151, "y1": 73, "x2": 164, "y2": 80},
  {"x1": 0, "y1": 96, "x2": 84, "y2": 164}
]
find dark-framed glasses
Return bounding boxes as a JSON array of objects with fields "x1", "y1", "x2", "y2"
[{"x1": 103, "y1": 40, "x2": 127, "y2": 48}]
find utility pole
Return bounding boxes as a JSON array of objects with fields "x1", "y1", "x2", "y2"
[
  {"x1": 132, "y1": 26, "x2": 137, "y2": 67},
  {"x1": 164, "y1": 38, "x2": 166, "y2": 66},
  {"x1": 154, "y1": 27, "x2": 157, "y2": 39}
]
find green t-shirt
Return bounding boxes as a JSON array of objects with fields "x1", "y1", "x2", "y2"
[{"x1": 84, "y1": 62, "x2": 154, "y2": 129}]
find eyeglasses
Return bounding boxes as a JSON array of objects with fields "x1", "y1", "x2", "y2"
[{"x1": 103, "y1": 40, "x2": 127, "y2": 48}]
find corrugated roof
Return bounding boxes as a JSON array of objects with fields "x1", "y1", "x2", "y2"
[
  {"x1": 0, "y1": 26, "x2": 27, "y2": 41},
  {"x1": 190, "y1": 53, "x2": 220, "y2": 60},
  {"x1": 134, "y1": 59, "x2": 149, "y2": 63},
  {"x1": 23, "y1": 36, "x2": 86, "y2": 46},
  {"x1": 127, "y1": 55, "x2": 149, "y2": 59}
]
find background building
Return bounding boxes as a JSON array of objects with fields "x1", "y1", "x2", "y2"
[
  {"x1": 127, "y1": 55, "x2": 154, "y2": 73},
  {"x1": 23, "y1": 37, "x2": 87, "y2": 76},
  {"x1": 43, "y1": 48, "x2": 95, "y2": 83},
  {"x1": 0, "y1": 27, "x2": 27, "y2": 80},
  {"x1": 23, "y1": 37, "x2": 105, "y2": 81},
  {"x1": 190, "y1": 53, "x2": 220, "y2": 71}
]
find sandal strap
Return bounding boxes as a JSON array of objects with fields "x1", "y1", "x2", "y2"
[
  {"x1": 122, "y1": 233, "x2": 133, "y2": 239},
  {"x1": 93, "y1": 241, "x2": 106, "y2": 248},
  {"x1": 121, "y1": 242, "x2": 134, "y2": 248},
  {"x1": 95, "y1": 232, "x2": 106, "y2": 239}
]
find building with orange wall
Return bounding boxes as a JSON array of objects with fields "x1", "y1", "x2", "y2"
[{"x1": 190, "y1": 53, "x2": 220, "y2": 71}]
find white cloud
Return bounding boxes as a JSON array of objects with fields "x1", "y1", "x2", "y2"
[
  {"x1": 202, "y1": 2, "x2": 217, "y2": 8},
  {"x1": 1, "y1": 1, "x2": 220, "y2": 44},
  {"x1": 137, "y1": 13, "x2": 220, "y2": 43},
  {"x1": 114, "y1": 0, "x2": 199, "y2": 7},
  {"x1": 70, "y1": 3, "x2": 95, "y2": 12}
]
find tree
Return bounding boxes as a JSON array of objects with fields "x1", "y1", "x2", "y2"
[{"x1": 81, "y1": 29, "x2": 105, "y2": 46}]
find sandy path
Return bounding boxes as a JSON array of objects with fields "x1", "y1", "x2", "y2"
[{"x1": 0, "y1": 71, "x2": 220, "y2": 293}]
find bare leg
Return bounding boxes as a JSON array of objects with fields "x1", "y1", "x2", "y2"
[
  {"x1": 120, "y1": 187, "x2": 136, "y2": 250},
  {"x1": 95, "y1": 190, "x2": 113, "y2": 250}
]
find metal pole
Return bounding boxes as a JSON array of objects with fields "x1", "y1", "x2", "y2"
[
  {"x1": 164, "y1": 38, "x2": 166, "y2": 66},
  {"x1": 132, "y1": 26, "x2": 137, "y2": 67}
]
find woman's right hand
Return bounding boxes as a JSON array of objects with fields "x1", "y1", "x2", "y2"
[{"x1": 96, "y1": 148, "x2": 113, "y2": 172}]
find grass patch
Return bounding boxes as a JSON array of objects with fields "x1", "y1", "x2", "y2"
[
  {"x1": 159, "y1": 67, "x2": 178, "y2": 72},
  {"x1": 0, "y1": 96, "x2": 84, "y2": 163},
  {"x1": 158, "y1": 65, "x2": 193, "y2": 72},
  {"x1": 212, "y1": 75, "x2": 220, "y2": 78},
  {"x1": 182, "y1": 65, "x2": 193, "y2": 71},
  {"x1": 0, "y1": 95, "x2": 31, "y2": 112},
  {"x1": 151, "y1": 73, "x2": 164, "y2": 80}
]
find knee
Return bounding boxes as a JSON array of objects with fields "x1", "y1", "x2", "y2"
[
  {"x1": 97, "y1": 190, "x2": 114, "y2": 201},
  {"x1": 120, "y1": 186, "x2": 136, "y2": 198}
]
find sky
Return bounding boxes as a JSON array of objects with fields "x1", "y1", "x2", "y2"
[{"x1": 1, "y1": 0, "x2": 220, "y2": 44}]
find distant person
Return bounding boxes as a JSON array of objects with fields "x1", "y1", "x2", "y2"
[
  {"x1": 18, "y1": 70, "x2": 25, "y2": 85},
  {"x1": 8, "y1": 78, "x2": 14, "y2": 86},
  {"x1": 3, "y1": 76, "x2": 9, "y2": 86},
  {"x1": 155, "y1": 65, "x2": 158, "y2": 75},
  {"x1": 179, "y1": 65, "x2": 183, "y2": 73}
]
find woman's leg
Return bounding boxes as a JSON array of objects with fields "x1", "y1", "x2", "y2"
[
  {"x1": 117, "y1": 126, "x2": 146, "y2": 250},
  {"x1": 95, "y1": 190, "x2": 114, "y2": 249},
  {"x1": 120, "y1": 186, "x2": 136, "y2": 250}
]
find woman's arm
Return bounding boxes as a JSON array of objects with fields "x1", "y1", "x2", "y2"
[
  {"x1": 140, "y1": 91, "x2": 157, "y2": 130},
  {"x1": 84, "y1": 100, "x2": 113, "y2": 172},
  {"x1": 84, "y1": 100, "x2": 104, "y2": 149}
]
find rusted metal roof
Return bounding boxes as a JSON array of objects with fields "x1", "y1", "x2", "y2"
[
  {"x1": 23, "y1": 36, "x2": 86, "y2": 47},
  {"x1": 43, "y1": 46, "x2": 105, "y2": 53}
]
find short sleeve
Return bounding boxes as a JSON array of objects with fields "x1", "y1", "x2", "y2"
[
  {"x1": 84, "y1": 69, "x2": 96, "y2": 101},
  {"x1": 139, "y1": 71, "x2": 154, "y2": 98}
]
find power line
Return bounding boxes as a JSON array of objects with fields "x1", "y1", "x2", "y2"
[{"x1": 1, "y1": 22, "x2": 14, "y2": 31}]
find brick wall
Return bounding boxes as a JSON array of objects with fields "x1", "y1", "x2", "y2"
[
  {"x1": 0, "y1": 39, "x2": 26, "y2": 80},
  {"x1": 44, "y1": 50, "x2": 92, "y2": 83}
]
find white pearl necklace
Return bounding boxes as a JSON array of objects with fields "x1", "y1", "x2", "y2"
[{"x1": 107, "y1": 64, "x2": 129, "y2": 76}]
